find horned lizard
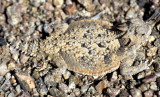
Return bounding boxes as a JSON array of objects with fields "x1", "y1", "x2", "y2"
[{"x1": 40, "y1": 8, "x2": 160, "y2": 76}]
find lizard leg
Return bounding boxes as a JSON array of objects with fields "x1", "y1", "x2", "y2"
[{"x1": 120, "y1": 59, "x2": 153, "y2": 76}]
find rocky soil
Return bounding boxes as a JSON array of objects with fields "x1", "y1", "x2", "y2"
[{"x1": 0, "y1": 0, "x2": 160, "y2": 97}]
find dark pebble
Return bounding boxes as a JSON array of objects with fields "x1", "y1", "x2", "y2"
[
  {"x1": 156, "y1": 77, "x2": 160, "y2": 87},
  {"x1": 49, "y1": 87, "x2": 66, "y2": 97},
  {"x1": 142, "y1": 74, "x2": 157, "y2": 83},
  {"x1": 0, "y1": 37, "x2": 6, "y2": 46},
  {"x1": 154, "y1": 38, "x2": 160, "y2": 47},
  {"x1": 119, "y1": 89, "x2": 129, "y2": 97}
]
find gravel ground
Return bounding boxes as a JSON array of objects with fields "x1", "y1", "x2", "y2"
[{"x1": 0, "y1": 0, "x2": 160, "y2": 97}]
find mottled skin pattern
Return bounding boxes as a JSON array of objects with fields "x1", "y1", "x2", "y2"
[{"x1": 40, "y1": 9, "x2": 160, "y2": 76}]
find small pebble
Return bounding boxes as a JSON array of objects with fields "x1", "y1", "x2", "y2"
[
  {"x1": 8, "y1": 92, "x2": 15, "y2": 97},
  {"x1": 137, "y1": 72, "x2": 145, "y2": 79},
  {"x1": 15, "y1": 72, "x2": 35, "y2": 91},
  {"x1": 39, "y1": 85, "x2": 48, "y2": 96},
  {"x1": 81, "y1": 85, "x2": 89, "y2": 93},
  {"x1": 0, "y1": 60, "x2": 9, "y2": 76},
  {"x1": 95, "y1": 80, "x2": 108, "y2": 94},
  {"x1": 32, "y1": 69, "x2": 40, "y2": 79},
  {"x1": 49, "y1": 87, "x2": 65, "y2": 96},
  {"x1": 44, "y1": 73, "x2": 61, "y2": 87},
  {"x1": 69, "y1": 75, "x2": 80, "y2": 85},
  {"x1": 148, "y1": 36, "x2": 156, "y2": 43},
  {"x1": 59, "y1": 83, "x2": 70, "y2": 93},
  {"x1": 68, "y1": 82, "x2": 76, "y2": 90},
  {"x1": 129, "y1": 80, "x2": 137, "y2": 89},
  {"x1": 33, "y1": 88, "x2": 39, "y2": 96},
  {"x1": 88, "y1": 86, "x2": 96, "y2": 94},
  {"x1": 7, "y1": 14, "x2": 22, "y2": 26},
  {"x1": 124, "y1": 75, "x2": 133, "y2": 80},
  {"x1": 73, "y1": 88, "x2": 80, "y2": 96},
  {"x1": 155, "y1": 71, "x2": 160, "y2": 77},
  {"x1": 119, "y1": 89, "x2": 129, "y2": 97},
  {"x1": 64, "y1": 2, "x2": 76, "y2": 14},
  {"x1": 7, "y1": 62, "x2": 16, "y2": 70},
  {"x1": 44, "y1": 68, "x2": 64, "y2": 86},
  {"x1": 63, "y1": 70, "x2": 71, "y2": 80},
  {"x1": 144, "y1": 90, "x2": 154, "y2": 97},
  {"x1": 10, "y1": 76, "x2": 16, "y2": 85},
  {"x1": 110, "y1": 71, "x2": 118, "y2": 81},
  {"x1": 150, "y1": 82, "x2": 158, "y2": 91},
  {"x1": 130, "y1": 88, "x2": 142, "y2": 97},
  {"x1": 37, "y1": 24, "x2": 43, "y2": 32},
  {"x1": 156, "y1": 77, "x2": 160, "y2": 87},
  {"x1": 53, "y1": 0, "x2": 64, "y2": 8},
  {"x1": 20, "y1": 54, "x2": 29, "y2": 64},
  {"x1": 77, "y1": 0, "x2": 95, "y2": 11},
  {"x1": 44, "y1": 2, "x2": 54, "y2": 11},
  {"x1": 30, "y1": 0, "x2": 42, "y2": 7},
  {"x1": 15, "y1": 85, "x2": 21, "y2": 95},
  {"x1": 43, "y1": 24, "x2": 53, "y2": 33},
  {"x1": 142, "y1": 74, "x2": 157, "y2": 83},
  {"x1": 107, "y1": 88, "x2": 120, "y2": 97},
  {"x1": 0, "y1": 37, "x2": 6, "y2": 46},
  {"x1": 6, "y1": 3, "x2": 26, "y2": 25},
  {"x1": 66, "y1": 0, "x2": 72, "y2": 5},
  {"x1": 5, "y1": 72, "x2": 11, "y2": 79},
  {"x1": 0, "y1": 14, "x2": 6, "y2": 24},
  {"x1": 139, "y1": 84, "x2": 150, "y2": 92},
  {"x1": 10, "y1": 47, "x2": 19, "y2": 61}
]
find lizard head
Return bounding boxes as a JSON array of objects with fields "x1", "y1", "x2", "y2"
[{"x1": 121, "y1": 8, "x2": 160, "y2": 48}]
